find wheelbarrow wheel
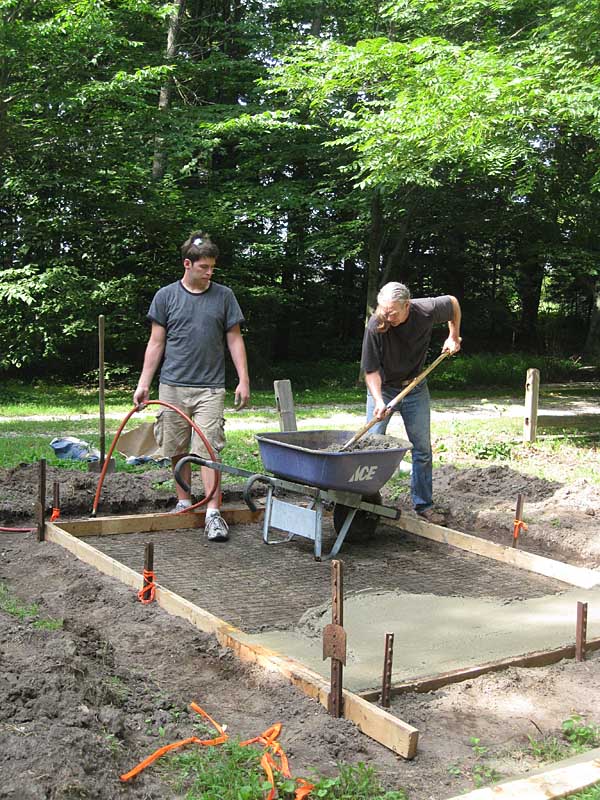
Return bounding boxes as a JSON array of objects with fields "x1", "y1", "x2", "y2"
[{"x1": 332, "y1": 492, "x2": 382, "y2": 542}]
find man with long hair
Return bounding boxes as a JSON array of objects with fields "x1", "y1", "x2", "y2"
[{"x1": 361, "y1": 282, "x2": 461, "y2": 523}]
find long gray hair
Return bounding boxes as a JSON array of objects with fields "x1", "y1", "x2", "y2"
[{"x1": 375, "y1": 282, "x2": 411, "y2": 332}]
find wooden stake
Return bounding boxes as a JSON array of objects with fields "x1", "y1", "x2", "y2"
[
  {"x1": 576, "y1": 601, "x2": 588, "y2": 662},
  {"x1": 381, "y1": 633, "x2": 394, "y2": 708},
  {"x1": 36, "y1": 458, "x2": 46, "y2": 542},
  {"x1": 523, "y1": 368, "x2": 540, "y2": 443},
  {"x1": 328, "y1": 559, "x2": 344, "y2": 717},
  {"x1": 53, "y1": 480, "x2": 60, "y2": 510},
  {"x1": 274, "y1": 379, "x2": 297, "y2": 432},
  {"x1": 98, "y1": 314, "x2": 106, "y2": 466}
]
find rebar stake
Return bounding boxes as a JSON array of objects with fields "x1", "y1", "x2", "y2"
[
  {"x1": 142, "y1": 542, "x2": 155, "y2": 602},
  {"x1": 326, "y1": 559, "x2": 345, "y2": 718},
  {"x1": 512, "y1": 493, "x2": 527, "y2": 548},
  {"x1": 576, "y1": 601, "x2": 588, "y2": 662},
  {"x1": 381, "y1": 633, "x2": 394, "y2": 708}
]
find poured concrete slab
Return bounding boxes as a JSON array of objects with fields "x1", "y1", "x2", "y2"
[
  {"x1": 245, "y1": 587, "x2": 600, "y2": 692},
  {"x1": 75, "y1": 515, "x2": 600, "y2": 693}
]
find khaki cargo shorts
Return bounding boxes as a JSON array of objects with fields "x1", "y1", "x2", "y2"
[{"x1": 154, "y1": 384, "x2": 226, "y2": 460}]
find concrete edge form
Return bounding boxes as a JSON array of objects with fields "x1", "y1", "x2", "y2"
[
  {"x1": 390, "y1": 516, "x2": 600, "y2": 589},
  {"x1": 358, "y1": 638, "x2": 600, "y2": 701},
  {"x1": 444, "y1": 753, "x2": 600, "y2": 800},
  {"x1": 58, "y1": 504, "x2": 264, "y2": 536},
  {"x1": 44, "y1": 519, "x2": 419, "y2": 759}
]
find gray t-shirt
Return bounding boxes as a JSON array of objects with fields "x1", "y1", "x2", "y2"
[
  {"x1": 148, "y1": 280, "x2": 244, "y2": 387},
  {"x1": 361, "y1": 296, "x2": 454, "y2": 390}
]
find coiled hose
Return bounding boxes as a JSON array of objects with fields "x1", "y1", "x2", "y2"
[{"x1": 91, "y1": 400, "x2": 219, "y2": 517}]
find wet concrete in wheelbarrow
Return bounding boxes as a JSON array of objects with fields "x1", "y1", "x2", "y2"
[{"x1": 80, "y1": 514, "x2": 600, "y2": 692}]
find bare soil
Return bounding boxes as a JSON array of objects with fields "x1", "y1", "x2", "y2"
[{"x1": 1, "y1": 434, "x2": 600, "y2": 799}]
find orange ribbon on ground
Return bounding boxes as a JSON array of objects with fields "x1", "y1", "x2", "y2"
[
  {"x1": 120, "y1": 703, "x2": 314, "y2": 799},
  {"x1": 50, "y1": 507, "x2": 60, "y2": 522},
  {"x1": 137, "y1": 569, "x2": 156, "y2": 604}
]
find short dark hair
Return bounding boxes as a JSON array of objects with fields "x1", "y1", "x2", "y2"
[{"x1": 181, "y1": 231, "x2": 220, "y2": 262}]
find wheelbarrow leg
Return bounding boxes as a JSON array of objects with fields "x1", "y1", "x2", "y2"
[{"x1": 320, "y1": 506, "x2": 358, "y2": 561}]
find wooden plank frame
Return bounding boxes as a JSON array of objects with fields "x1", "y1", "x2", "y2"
[
  {"x1": 44, "y1": 515, "x2": 419, "y2": 760},
  {"x1": 445, "y1": 751, "x2": 600, "y2": 800},
  {"x1": 389, "y1": 515, "x2": 600, "y2": 589},
  {"x1": 41, "y1": 503, "x2": 600, "y2": 768}
]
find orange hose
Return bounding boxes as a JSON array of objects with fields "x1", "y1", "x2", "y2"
[{"x1": 91, "y1": 400, "x2": 219, "y2": 517}]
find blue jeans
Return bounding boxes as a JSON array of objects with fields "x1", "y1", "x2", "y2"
[{"x1": 366, "y1": 381, "x2": 432, "y2": 512}]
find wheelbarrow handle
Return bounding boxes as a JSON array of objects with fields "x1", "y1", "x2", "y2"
[{"x1": 340, "y1": 351, "x2": 452, "y2": 451}]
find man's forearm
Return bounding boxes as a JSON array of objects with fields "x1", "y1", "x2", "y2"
[
  {"x1": 227, "y1": 331, "x2": 249, "y2": 385},
  {"x1": 448, "y1": 296, "x2": 461, "y2": 340},
  {"x1": 137, "y1": 340, "x2": 164, "y2": 392},
  {"x1": 365, "y1": 371, "x2": 383, "y2": 403}
]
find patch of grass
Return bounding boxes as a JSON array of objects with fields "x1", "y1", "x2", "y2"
[
  {"x1": 0, "y1": 583, "x2": 39, "y2": 620},
  {"x1": 162, "y1": 742, "x2": 407, "y2": 799},
  {"x1": 447, "y1": 737, "x2": 503, "y2": 789},
  {"x1": 32, "y1": 618, "x2": 64, "y2": 631},
  {"x1": 0, "y1": 582, "x2": 63, "y2": 630},
  {"x1": 568, "y1": 783, "x2": 600, "y2": 799},
  {"x1": 527, "y1": 715, "x2": 600, "y2": 765}
]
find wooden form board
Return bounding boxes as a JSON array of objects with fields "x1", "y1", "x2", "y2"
[
  {"x1": 390, "y1": 515, "x2": 600, "y2": 589},
  {"x1": 44, "y1": 520, "x2": 418, "y2": 760},
  {"x1": 359, "y1": 637, "x2": 600, "y2": 702},
  {"x1": 445, "y1": 753, "x2": 600, "y2": 800},
  {"x1": 59, "y1": 504, "x2": 263, "y2": 537}
]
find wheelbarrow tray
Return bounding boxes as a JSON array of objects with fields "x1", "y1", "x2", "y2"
[{"x1": 256, "y1": 430, "x2": 411, "y2": 495}]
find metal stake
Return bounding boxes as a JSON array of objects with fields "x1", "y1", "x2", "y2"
[
  {"x1": 381, "y1": 632, "x2": 394, "y2": 708},
  {"x1": 328, "y1": 559, "x2": 344, "y2": 717},
  {"x1": 576, "y1": 601, "x2": 588, "y2": 662},
  {"x1": 512, "y1": 493, "x2": 526, "y2": 548}
]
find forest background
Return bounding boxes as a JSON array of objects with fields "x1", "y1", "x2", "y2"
[{"x1": 1, "y1": 0, "x2": 599, "y2": 389}]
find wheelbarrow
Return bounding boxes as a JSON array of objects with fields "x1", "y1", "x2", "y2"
[{"x1": 174, "y1": 430, "x2": 411, "y2": 560}]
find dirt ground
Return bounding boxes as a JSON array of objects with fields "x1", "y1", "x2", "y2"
[{"x1": 1, "y1": 432, "x2": 600, "y2": 799}]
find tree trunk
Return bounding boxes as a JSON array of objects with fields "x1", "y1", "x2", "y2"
[
  {"x1": 583, "y1": 278, "x2": 600, "y2": 360},
  {"x1": 152, "y1": 0, "x2": 187, "y2": 180},
  {"x1": 365, "y1": 190, "x2": 384, "y2": 321},
  {"x1": 515, "y1": 247, "x2": 544, "y2": 351},
  {"x1": 311, "y1": 3, "x2": 324, "y2": 36}
]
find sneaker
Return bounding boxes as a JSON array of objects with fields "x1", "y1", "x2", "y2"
[
  {"x1": 416, "y1": 507, "x2": 447, "y2": 525},
  {"x1": 205, "y1": 513, "x2": 229, "y2": 542},
  {"x1": 171, "y1": 499, "x2": 192, "y2": 514}
]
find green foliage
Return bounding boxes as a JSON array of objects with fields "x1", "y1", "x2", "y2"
[
  {"x1": 163, "y1": 745, "x2": 407, "y2": 799},
  {"x1": 567, "y1": 783, "x2": 600, "y2": 800},
  {"x1": 1, "y1": 0, "x2": 599, "y2": 378},
  {"x1": 527, "y1": 715, "x2": 600, "y2": 764},
  {"x1": 0, "y1": 582, "x2": 63, "y2": 629}
]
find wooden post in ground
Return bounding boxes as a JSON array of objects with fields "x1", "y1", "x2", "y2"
[
  {"x1": 576, "y1": 601, "x2": 588, "y2": 661},
  {"x1": 523, "y1": 368, "x2": 540, "y2": 443},
  {"x1": 36, "y1": 458, "x2": 46, "y2": 542},
  {"x1": 274, "y1": 380, "x2": 297, "y2": 432},
  {"x1": 381, "y1": 633, "x2": 394, "y2": 708}
]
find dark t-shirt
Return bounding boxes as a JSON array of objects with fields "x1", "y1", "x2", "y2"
[
  {"x1": 361, "y1": 296, "x2": 454, "y2": 390},
  {"x1": 148, "y1": 280, "x2": 244, "y2": 387}
]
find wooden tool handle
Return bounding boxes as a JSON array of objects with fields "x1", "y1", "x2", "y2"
[{"x1": 340, "y1": 351, "x2": 451, "y2": 451}]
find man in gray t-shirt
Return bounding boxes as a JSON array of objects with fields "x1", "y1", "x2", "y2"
[
  {"x1": 133, "y1": 231, "x2": 250, "y2": 542},
  {"x1": 361, "y1": 281, "x2": 461, "y2": 523}
]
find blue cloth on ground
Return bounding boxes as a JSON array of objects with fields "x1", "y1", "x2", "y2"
[{"x1": 49, "y1": 437, "x2": 101, "y2": 462}]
